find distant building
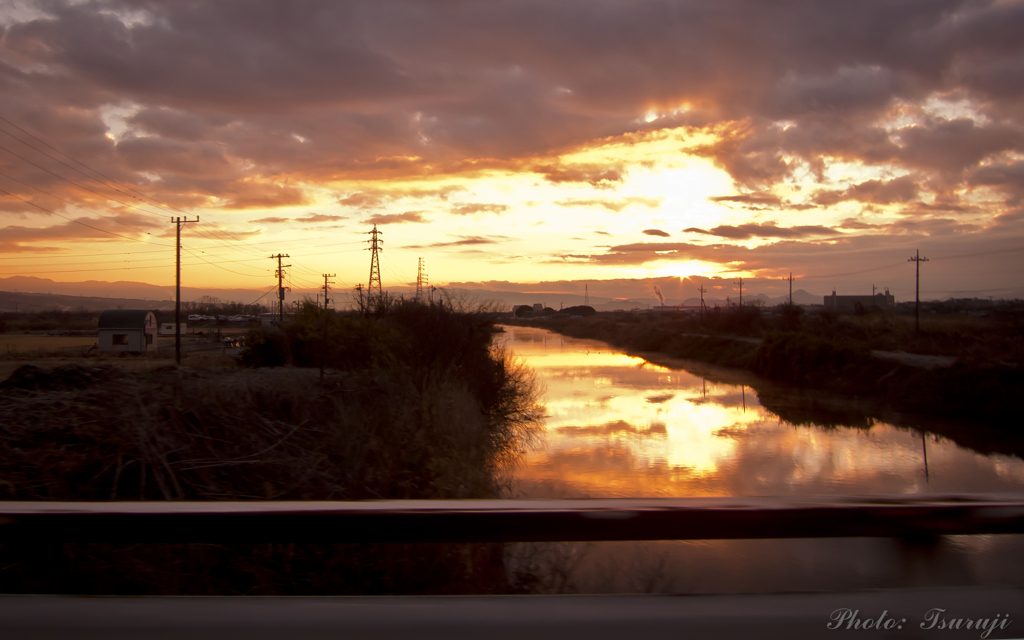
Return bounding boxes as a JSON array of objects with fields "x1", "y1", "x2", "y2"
[
  {"x1": 824, "y1": 289, "x2": 895, "y2": 313},
  {"x1": 98, "y1": 310, "x2": 158, "y2": 352},
  {"x1": 532, "y1": 303, "x2": 543, "y2": 313}
]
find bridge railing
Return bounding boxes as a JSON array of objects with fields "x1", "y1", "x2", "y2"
[{"x1": 3, "y1": 494, "x2": 1024, "y2": 543}]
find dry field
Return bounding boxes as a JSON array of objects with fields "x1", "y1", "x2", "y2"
[
  {"x1": 1, "y1": 334, "x2": 97, "y2": 354},
  {"x1": 0, "y1": 334, "x2": 238, "y2": 381}
]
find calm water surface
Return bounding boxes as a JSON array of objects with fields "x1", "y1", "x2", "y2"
[
  {"x1": 498, "y1": 325, "x2": 1024, "y2": 498},
  {"x1": 495, "y1": 326, "x2": 1024, "y2": 594}
]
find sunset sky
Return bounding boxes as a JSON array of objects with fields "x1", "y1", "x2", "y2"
[{"x1": 1, "y1": 0, "x2": 1023, "y2": 303}]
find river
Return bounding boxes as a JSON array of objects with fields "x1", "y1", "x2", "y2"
[{"x1": 495, "y1": 325, "x2": 1024, "y2": 593}]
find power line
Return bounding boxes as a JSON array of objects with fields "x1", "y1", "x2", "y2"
[
  {"x1": 0, "y1": 186, "x2": 174, "y2": 247},
  {"x1": 0, "y1": 112, "x2": 267, "y2": 253}
]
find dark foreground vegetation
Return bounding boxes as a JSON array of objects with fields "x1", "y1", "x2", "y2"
[
  {"x1": 0, "y1": 301, "x2": 545, "y2": 595},
  {"x1": 522, "y1": 302, "x2": 1024, "y2": 424}
]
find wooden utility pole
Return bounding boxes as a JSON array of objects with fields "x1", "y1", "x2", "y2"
[
  {"x1": 354, "y1": 283, "x2": 364, "y2": 315},
  {"x1": 734, "y1": 277, "x2": 743, "y2": 307},
  {"x1": 908, "y1": 249, "x2": 929, "y2": 333},
  {"x1": 270, "y1": 254, "x2": 291, "y2": 322},
  {"x1": 697, "y1": 284, "x2": 707, "y2": 322},
  {"x1": 788, "y1": 273, "x2": 794, "y2": 306},
  {"x1": 322, "y1": 273, "x2": 335, "y2": 310},
  {"x1": 172, "y1": 216, "x2": 198, "y2": 365}
]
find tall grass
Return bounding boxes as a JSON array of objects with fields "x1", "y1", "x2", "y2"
[{"x1": 0, "y1": 301, "x2": 544, "y2": 594}]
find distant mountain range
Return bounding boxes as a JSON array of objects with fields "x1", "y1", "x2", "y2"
[{"x1": 0, "y1": 275, "x2": 835, "y2": 313}]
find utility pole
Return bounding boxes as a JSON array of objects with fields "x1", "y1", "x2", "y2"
[
  {"x1": 172, "y1": 215, "x2": 198, "y2": 365},
  {"x1": 367, "y1": 225, "x2": 383, "y2": 310},
  {"x1": 908, "y1": 249, "x2": 929, "y2": 333},
  {"x1": 322, "y1": 273, "x2": 335, "y2": 310},
  {"x1": 734, "y1": 277, "x2": 743, "y2": 307},
  {"x1": 269, "y1": 253, "x2": 291, "y2": 323},
  {"x1": 354, "y1": 283, "x2": 364, "y2": 315},
  {"x1": 697, "y1": 283, "x2": 707, "y2": 322},
  {"x1": 415, "y1": 258, "x2": 427, "y2": 302},
  {"x1": 788, "y1": 273, "x2": 794, "y2": 306}
]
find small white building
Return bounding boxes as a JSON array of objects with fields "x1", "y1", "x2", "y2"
[
  {"x1": 98, "y1": 310, "x2": 158, "y2": 353},
  {"x1": 158, "y1": 322, "x2": 187, "y2": 336}
]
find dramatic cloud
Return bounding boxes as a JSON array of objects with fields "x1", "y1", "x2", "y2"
[
  {"x1": 250, "y1": 212, "x2": 346, "y2": 225},
  {"x1": 556, "y1": 197, "x2": 663, "y2": 212},
  {"x1": 338, "y1": 187, "x2": 465, "y2": 209},
  {"x1": 364, "y1": 211, "x2": 428, "y2": 225},
  {"x1": 535, "y1": 164, "x2": 624, "y2": 187},
  {"x1": 684, "y1": 222, "x2": 841, "y2": 240},
  {"x1": 709, "y1": 193, "x2": 784, "y2": 207},
  {"x1": 408, "y1": 235, "x2": 511, "y2": 249},
  {"x1": 813, "y1": 176, "x2": 920, "y2": 206},
  {"x1": 449, "y1": 203, "x2": 510, "y2": 216},
  {"x1": 1, "y1": 0, "x2": 1022, "y2": 295}
]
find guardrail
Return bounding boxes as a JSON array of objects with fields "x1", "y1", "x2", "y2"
[{"x1": 3, "y1": 494, "x2": 1024, "y2": 543}]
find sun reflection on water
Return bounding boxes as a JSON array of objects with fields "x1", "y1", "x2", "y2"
[{"x1": 498, "y1": 326, "x2": 1024, "y2": 498}]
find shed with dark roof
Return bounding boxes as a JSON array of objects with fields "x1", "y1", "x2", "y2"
[{"x1": 97, "y1": 310, "x2": 158, "y2": 352}]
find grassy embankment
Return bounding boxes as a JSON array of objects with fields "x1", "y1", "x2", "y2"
[
  {"x1": 522, "y1": 305, "x2": 1024, "y2": 424},
  {"x1": 0, "y1": 301, "x2": 544, "y2": 595}
]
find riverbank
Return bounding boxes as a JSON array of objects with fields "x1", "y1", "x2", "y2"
[{"x1": 515, "y1": 310, "x2": 1023, "y2": 424}]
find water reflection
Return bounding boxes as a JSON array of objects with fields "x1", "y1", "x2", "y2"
[{"x1": 498, "y1": 326, "x2": 1024, "y2": 498}]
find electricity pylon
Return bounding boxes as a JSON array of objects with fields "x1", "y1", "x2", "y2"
[
  {"x1": 367, "y1": 225, "x2": 383, "y2": 309},
  {"x1": 416, "y1": 257, "x2": 428, "y2": 302}
]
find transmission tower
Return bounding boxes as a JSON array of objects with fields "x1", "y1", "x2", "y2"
[
  {"x1": 367, "y1": 225, "x2": 383, "y2": 308},
  {"x1": 416, "y1": 257, "x2": 428, "y2": 301},
  {"x1": 322, "y1": 273, "x2": 335, "y2": 310},
  {"x1": 584, "y1": 283, "x2": 590, "y2": 307},
  {"x1": 908, "y1": 249, "x2": 929, "y2": 333},
  {"x1": 270, "y1": 253, "x2": 291, "y2": 322}
]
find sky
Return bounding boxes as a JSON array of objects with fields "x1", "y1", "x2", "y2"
[{"x1": 1, "y1": 0, "x2": 1023, "y2": 304}]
